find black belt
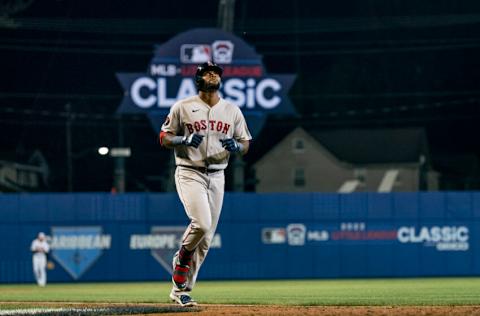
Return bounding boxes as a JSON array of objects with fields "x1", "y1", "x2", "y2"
[{"x1": 179, "y1": 165, "x2": 223, "y2": 174}]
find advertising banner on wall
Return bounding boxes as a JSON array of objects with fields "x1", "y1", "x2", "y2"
[
  {"x1": 116, "y1": 28, "x2": 297, "y2": 137},
  {"x1": 44, "y1": 221, "x2": 473, "y2": 281},
  {"x1": 50, "y1": 226, "x2": 111, "y2": 280},
  {"x1": 1, "y1": 192, "x2": 478, "y2": 283},
  {"x1": 129, "y1": 226, "x2": 221, "y2": 275},
  {"x1": 262, "y1": 222, "x2": 470, "y2": 251}
]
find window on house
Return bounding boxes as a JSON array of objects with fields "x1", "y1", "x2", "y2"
[
  {"x1": 292, "y1": 138, "x2": 305, "y2": 153},
  {"x1": 293, "y1": 168, "x2": 305, "y2": 187},
  {"x1": 354, "y1": 168, "x2": 366, "y2": 184}
]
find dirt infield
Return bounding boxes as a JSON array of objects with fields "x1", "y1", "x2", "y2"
[
  {"x1": 186, "y1": 305, "x2": 480, "y2": 316},
  {"x1": 1, "y1": 302, "x2": 480, "y2": 316}
]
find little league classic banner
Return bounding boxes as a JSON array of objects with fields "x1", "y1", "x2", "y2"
[
  {"x1": 116, "y1": 28, "x2": 297, "y2": 137},
  {"x1": 0, "y1": 192, "x2": 479, "y2": 283}
]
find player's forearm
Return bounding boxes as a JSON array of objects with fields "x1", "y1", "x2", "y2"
[
  {"x1": 239, "y1": 140, "x2": 249, "y2": 155},
  {"x1": 161, "y1": 133, "x2": 184, "y2": 149}
]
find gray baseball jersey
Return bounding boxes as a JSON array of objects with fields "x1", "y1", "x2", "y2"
[
  {"x1": 161, "y1": 95, "x2": 252, "y2": 169},
  {"x1": 161, "y1": 94, "x2": 251, "y2": 295}
]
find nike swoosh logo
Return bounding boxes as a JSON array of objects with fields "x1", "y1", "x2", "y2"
[{"x1": 192, "y1": 109, "x2": 200, "y2": 112}]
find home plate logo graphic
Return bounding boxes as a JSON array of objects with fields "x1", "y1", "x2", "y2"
[
  {"x1": 50, "y1": 226, "x2": 111, "y2": 280},
  {"x1": 150, "y1": 226, "x2": 185, "y2": 273},
  {"x1": 129, "y1": 226, "x2": 222, "y2": 274}
]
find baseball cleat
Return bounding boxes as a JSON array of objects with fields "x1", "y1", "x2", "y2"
[
  {"x1": 172, "y1": 253, "x2": 190, "y2": 290},
  {"x1": 170, "y1": 291, "x2": 197, "y2": 307},
  {"x1": 172, "y1": 264, "x2": 190, "y2": 290}
]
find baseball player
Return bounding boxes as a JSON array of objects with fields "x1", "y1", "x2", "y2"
[
  {"x1": 160, "y1": 61, "x2": 252, "y2": 307},
  {"x1": 30, "y1": 232, "x2": 50, "y2": 287}
]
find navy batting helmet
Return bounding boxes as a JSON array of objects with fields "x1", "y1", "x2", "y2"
[{"x1": 195, "y1": 61, "x2": 223, "y2": 91}]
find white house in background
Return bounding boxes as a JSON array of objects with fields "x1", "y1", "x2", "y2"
[
  {"x1": 0, "y1": 150, "x2": 49, "y2": 192},
  {"x1": 253, "y1": 127, "x2": 438, "y2": 193}
]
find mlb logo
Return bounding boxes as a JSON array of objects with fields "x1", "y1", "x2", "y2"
[
  {"x1": 262, "y1": 228, "x2": 286, "y2": 244},
  {"x1": 212, "y1": 40, "x2": 234, "y2": 64},
  {"x1": 181, "y1": 44, "x2": 212, "y2": 63}
]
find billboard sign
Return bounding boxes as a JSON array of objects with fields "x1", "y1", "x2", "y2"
[
  {"x1": 50, "y1": 226, "x2": 111, "y2": 280},
  {"x1": 116, "y1": 28, "x2": 297, "y2": 136}
]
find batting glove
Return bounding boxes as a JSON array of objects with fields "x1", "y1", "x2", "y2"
[
  {"x1": 182, "y1": 134, "x2": 204, "y2": 148},
  {"x1": 220, "y1": 138, "x2": 244, "y2": 153}
]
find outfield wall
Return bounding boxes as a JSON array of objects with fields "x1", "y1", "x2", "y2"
[{"x1": 0, "y1": 192, "x2": 479, "y2": 283}]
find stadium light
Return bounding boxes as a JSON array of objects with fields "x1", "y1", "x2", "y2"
[{"x1": 97, "y1": 147, "x2": 109, "y2": 156}]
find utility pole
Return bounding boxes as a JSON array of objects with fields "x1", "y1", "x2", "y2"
[
  {"x1": 217, "y1": 0, "x2": 245, "y2": 192},
  {"x1": 113, "y1": 115, "x2": 126, "y2": 193},
  {"x1": 165, "y1": 153, "x2": 176, "y2": 192},
  {"x1": 65, "y1": 103, "x2": 73, "y2": 192},
  {"x1": 217, "y1": 0, "x2": 235, "y2": 32}
]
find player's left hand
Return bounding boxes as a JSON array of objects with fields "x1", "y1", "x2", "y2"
[{"x1": 220, "y1": 138, "x2": 242, "y2": 152}]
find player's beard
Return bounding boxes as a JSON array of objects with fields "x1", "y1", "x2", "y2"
[
  {"x1": 204, "y1": 82, "x2": 220, "y2": 92},
  {"x1": 198, "y1": 78, "x2": 221, "y2": 92}
]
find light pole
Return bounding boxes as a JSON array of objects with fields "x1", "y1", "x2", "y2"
[{"x1": 218, "y1": 0, "x2": 245, "y2": 192}]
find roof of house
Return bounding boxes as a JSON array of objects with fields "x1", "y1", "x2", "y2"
[
  {"x1": 251, "y1": 126, "x2": 430, "y2": 166},
  {"x1": 309, "y1": 127, "x2": 429, "y2": 164}
]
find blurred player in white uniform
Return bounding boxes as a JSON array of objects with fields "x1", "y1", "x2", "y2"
[
  {"x1": 30, "y1": 232, "x2": 50, "y2": 287},
  {"x1": 160, "y1": 61, "x2": 252, "y2": 306}
]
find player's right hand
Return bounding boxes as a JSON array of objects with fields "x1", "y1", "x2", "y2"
[
  {"x1": 220, "y1": 138, "x2": 241, "y2": 152},
  {"x1": 182, "y1": 134, "x2": 204, "y2": 148}
]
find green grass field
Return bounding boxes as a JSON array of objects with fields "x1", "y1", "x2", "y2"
[{"x1": 0, "y1": 278, "x2": 479, "y2": 306}]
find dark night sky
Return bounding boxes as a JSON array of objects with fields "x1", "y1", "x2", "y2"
[{"x1": 1, "y1": 0, "x2": 480, "y2": 191}]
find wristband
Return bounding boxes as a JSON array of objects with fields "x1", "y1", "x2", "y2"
[
  {"x1": 171, "y1": 136, "x2": 186, "y2": 145},
  {"x1": 236, "y1": 141, "x2": 244, "y2": 153}
]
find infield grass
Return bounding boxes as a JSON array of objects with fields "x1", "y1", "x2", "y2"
[{"x1": 0, "y1": 278, "x2": 479, "y2": 306}]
